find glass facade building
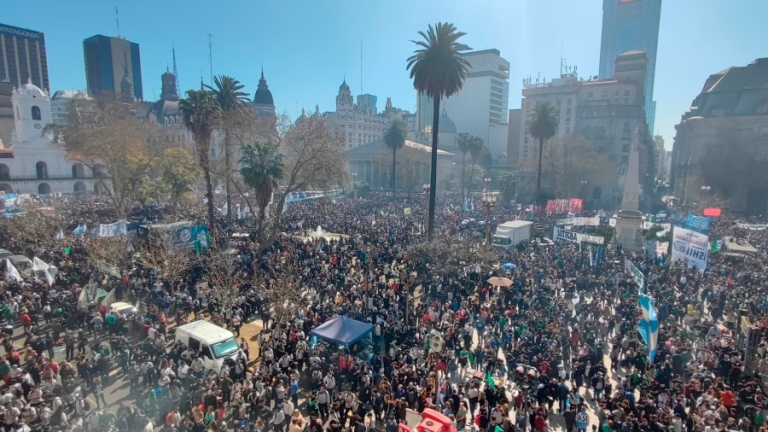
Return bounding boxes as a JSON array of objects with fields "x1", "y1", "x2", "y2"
[
  {"x1": 598, "y1": 0, "x2": 661, "y2": 133},
  {"x1": 0, "y1": 23, "x2": 49, "y2": 91},
  {"x1": 83, "y1": 35, "x2": 143, "y2": 101}
]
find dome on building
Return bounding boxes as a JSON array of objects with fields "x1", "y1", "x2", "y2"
[
  {"x1": 439, "y1": 108, "x2": 457, "y2": 134},
  {"x1": 252, "y1": 70, "x2": 274, "y2": 106},
  {"x1": 18, "y1": 78, "x2": 46, "y2": 98},
  {"x1": 339, "y1": 79, "x2": 350, "y2": 92}
]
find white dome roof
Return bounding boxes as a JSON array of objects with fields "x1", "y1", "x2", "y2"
[{"x1": 17, "y1": 78, "x2": 46, "y2": 98}]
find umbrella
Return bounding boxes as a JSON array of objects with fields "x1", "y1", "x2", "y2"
[{"x1": 487, "y1": 276, "x2": 513, "y2": 287}]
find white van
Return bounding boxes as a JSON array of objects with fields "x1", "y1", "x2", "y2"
[{"x1": 174, "y1": 321, "x2": 242, "y2": 373}]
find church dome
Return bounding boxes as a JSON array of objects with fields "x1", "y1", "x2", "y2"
[
  {"x1": 439, "y1": 109, "x2": 457, "y2": 134},
  {"x1": 252, "y1": 70, "x2": 274, "y2": 106},
  {"x1": 339, "y1": 79, "x2": 350, "y2": 92},
  {"x1": 18, "y1": 78, "x2": 46, "y2": 98}
]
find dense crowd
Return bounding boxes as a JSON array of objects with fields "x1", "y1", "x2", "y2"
[{"x1": 0, "y1": 193, "x2": 766, "y2": 432}]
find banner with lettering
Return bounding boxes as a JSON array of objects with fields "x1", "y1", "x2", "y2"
[
  {"x1": 685, "y1": 213, "x2": 711, "y2": 233},
  {"x1": 556, "y1": 216, "x2": 600, "y2": 226},
  {"x1": 671, "y1": 226, "x2": 709, "y2": 273},
  {"x1": 736, "y1": 223, "x2": 767, "y2": 231},
  {"x1": 545, "y1": 198, "x2": 583, "y2": 214},
  {"x1": 93, "y1": 220, "x2": 128, "y2": 237},
  {"x1": 624, "y1": 259, "x2": 645, "y2": 293},
  {"x1": 553, "y1": 226, "x2": 604, "y2": 245}
]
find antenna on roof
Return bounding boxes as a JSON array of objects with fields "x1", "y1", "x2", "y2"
[
  {"x1": 115, "y1": 6, "x2": 121, "y2": 38},
  {"x1": 360, "y1": 41, "x2": 363, "y2": 95}
]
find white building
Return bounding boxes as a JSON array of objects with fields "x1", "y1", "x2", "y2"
[
  {"x1": 442, "y1": 49, "x2": 510, "y2": 160},
  {"x1": 50, "y1": 90, "x2": 90, "y2": 126},
  {"x1": 323, "y1": 79, "x2": 415, "y2": 149},
  {"x1": 0, "y1": 80, "x2": 99, "y2": 195}
]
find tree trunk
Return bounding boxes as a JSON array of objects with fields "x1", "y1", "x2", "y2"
[
  {"x1": 202, "y1": 158, "x2": 217, "y2": 246},
  {"x1": 224, "y1": 133, "x2": 232, "y2": 226},
  {"x1": 536, "y1": 137, "x2": 545, "y2": 204},
  {"x1": 461, "y1": 152, "x2": 466, "y2": 204},
  {"x1": 428, "y1": 97, "x2": 440, "y2": 241},
  {"x1": 392, "y1": 146, "x2": 397, "y2": 194}
]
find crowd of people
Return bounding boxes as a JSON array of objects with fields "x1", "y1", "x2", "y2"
[{"x1": 0, "y1": 192, "x2": 765, "y2": 432}]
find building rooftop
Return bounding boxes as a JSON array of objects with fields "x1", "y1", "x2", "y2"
[
  {"x1": 684, "y1": 58, "x2": 768, "y2": 119},
  {"x1": 252, "y1": 70, "x2": 274, "y2": 106}
]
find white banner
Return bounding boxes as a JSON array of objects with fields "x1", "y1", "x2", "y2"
[
  {"x1": 671, "y1": 227, "x2": 708, "y2": 273},
  {"x1": 736, "y1": 223, "x2": 768, "y2": 231},
  {"x1": 94, "y1": 220, "x2": 127, "y2": 237},
  {"x1": 556, "y1": 216, "x2": 600, "y2": 227},
  {"x1": 624, "y1": 258, "x2": 645, "y2": 292},
  {"x1": 553, "y1": 226, "x2": 605, "y2": 245}
]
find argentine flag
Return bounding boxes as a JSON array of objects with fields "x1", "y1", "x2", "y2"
[{"x1": 637, "y1": 293, "x2": 659, "y2": 364}]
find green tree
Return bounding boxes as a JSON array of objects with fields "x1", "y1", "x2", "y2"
[
  {"x1": 529, "y1": 101, "x2": 560, "y2": 203},
  {"x1": 239, "y1": 141, "x2": 285, "y2": 236},
  {"x1": 205, "y1": 75, "x2": 249, "y2": 225},
  {"x1": 384, "y1": 119, "x2": 407, "y2": 193},
  {"x1": 179, "y1": 89, "x2": 220, "y2": 241},
  {"x1": 498, "y1": 172, "x2": 518, "y2": 205},
  {"x1": 159, "y1": 147, "x2": 202, "y2": 205},
  {"x1": 407, "y1": 22, "x2": 471, "y2": 240},
  {"x1": 457, "y1": 132, "x2": 483, "y2": 199}
]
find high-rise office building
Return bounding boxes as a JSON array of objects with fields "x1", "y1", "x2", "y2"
[
  {"x1": 83, "y1": 35, "x2": 143, "y2": 101},
  {"x1": 598, "y1": 0, "x2": 661, "y2": 133},
  {"x1": 0, "y1": 23, "x2": 49, "y2": 91}
]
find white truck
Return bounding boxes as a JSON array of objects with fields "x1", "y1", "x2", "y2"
[{"x1": 492, "y1": 220, "x2": 533, "y2": 248}]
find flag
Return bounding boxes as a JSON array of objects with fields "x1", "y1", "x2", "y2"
[
  {"x1": 32, "y1": 257, "x2": 55, "y2": 286},
  {"x1": 424, "y1": 337, "x2": 430, "y2": 353},
  {"x1": 589, "y1": 245, "x2": 594, "y2": 267},
  {"x1": 470, "y1": 197, "x2": 475, "y2": 211},
  {"x1": 55, "y1": 230, "x2": 64, "y2": 240},
  {"x1": 485, "y1": 370, "x2": 497, "y2": 391},
  {"x1": 73, "y1": 224, "x2": 87, "y2": 235},
  {"x1": 638, "y1": 294, "x2": 659, "y2": 363},
  {"x1": 463, "y1": 197, "x2": 469, "y2": 212},
  {"x1": 5, "y1": 259, "x2": 22, "y2": 283}
]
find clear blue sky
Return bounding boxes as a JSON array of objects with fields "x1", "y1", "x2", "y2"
[{"x1": 5, "y1": 0, "x2": 768, "y2": 149}]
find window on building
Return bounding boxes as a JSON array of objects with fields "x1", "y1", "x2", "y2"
[
  {"x1": 621, "y1": 155, "x2": 629, "y2": 164},
  {"x1": 31, "y1": 106, "x2": 42, "y2": 121},
  {"x1": 524, "y1": 146, "x2": 528, "y2": 153},
  {"x1": 524, "y1": 137, "x2": 529, "y2": 143},
  {"x1": 566, "y1": 108, "x2": 571, "y2": 115},
  {"x1": 566, "y1": 118, "x2": 571, "y2": 125}
]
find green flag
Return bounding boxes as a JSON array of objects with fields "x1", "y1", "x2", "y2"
[
  {"x1": 64, "y1": 246, "x2": 71, "y2": 255},
  {"x1": 485, "y1": 370, "x2": 496, "y2": 391},
  {"x1": 424, "y1": 337, "x2": 430, "y2": 353}
]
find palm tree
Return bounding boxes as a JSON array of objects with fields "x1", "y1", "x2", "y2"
[
  {"x1": 529, "y1": 101, "x2": 560, "y2": 204},
  {"x1": 383, "y1": 119, "x2": 407, "y2": 193},
  {"x1": 407, "y1": 22, "x2": 471, "y2": 241},
  {"x1": 239, "y1": 141, "x2": 284, "y2": 239},
  {"x1": 205, "y1": 75, "x2": 249, "y2": 225},
  {"x1": 179, "y1": 89, "x2": 220, "y2": 241},
  {"x1": 457, "y1": 133, "x2": 484, "y2": 198}
]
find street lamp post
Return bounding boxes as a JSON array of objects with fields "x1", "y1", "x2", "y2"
[
  {"x1": 352, "y1": 172, "x2": 358, "y2": 200},
  {"x1": 482, "y1": 178, "x2": 497, "y2": 247},
  {"x1": 422, "y1": 184, "x2": 430, "y2": 234},
  {"x1": 701, "y1": 185, "x2": 711, "y2": 210}
]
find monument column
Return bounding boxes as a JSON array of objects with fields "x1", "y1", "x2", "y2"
[{"x1": 614, "y1": 128, "x2": 644, "y2": 252}]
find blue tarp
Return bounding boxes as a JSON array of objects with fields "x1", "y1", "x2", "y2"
[{"x1": 309, "y1": 316, "x2": 374, "y2": 348}]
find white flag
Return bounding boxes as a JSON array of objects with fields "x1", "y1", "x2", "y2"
[
  {"x1": 5, "y1": 259, "x2": 22, "y2": 283},
  {"x1": 32, "y1": 257, "x2": 55, "y2": 286},
  {"x1": 55, "y1": 230, "x2": 64, "y2": 240}
]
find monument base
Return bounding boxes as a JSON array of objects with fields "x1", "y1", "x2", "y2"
[{"x1": 614, "y1": 214, "x2": 644, "y2": 252}]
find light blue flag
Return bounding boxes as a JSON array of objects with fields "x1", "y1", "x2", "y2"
[{"x1": 638, "y1": 294, "x2": 659, "y2": 364}]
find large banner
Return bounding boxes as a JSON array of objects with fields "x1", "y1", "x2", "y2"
[
  {"x1": 671, "y1": 227, "x2": 709, "y2": 273},
  {"x1": 553, "y1": 226, "x2": 604, "y2": 245},
  {"x1": 736, "y1": 223, "x2": 767, "y2": 231},
  {"x1": 545, "y1": 198, "x2": 583, "y2": 214},
  {"x1": 94, "y1": 220, "x2": 127, "y2": 237},
  {"x1": 624, "y1": 258, "x2": 645, "y2": 292},
  {"x1": 556, "y1": 216, "x2": 600, "y2": 226},
  {"x1": 685, "y1": 213, "x2": 711, "y2": 233},
  {"x1": 645, "y1": 240, "x2": 669, "y2": 258}
]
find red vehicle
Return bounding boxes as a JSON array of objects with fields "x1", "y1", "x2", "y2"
[{"x1": 399, "y1": 409, "x2": 457, "y2": 432}]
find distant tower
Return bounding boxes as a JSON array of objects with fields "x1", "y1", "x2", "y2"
[
  {"x1": 172, "y1": 47, "x2": 181, "y2": 97},
  {"x1": 160, "y1": 69, "x2": 179, "y2": 101},
  {"x1": 251, "y1": 69, "x2": 275, "y2": 119},
  {"x1": 119, "y1": 51, "x2": 134, "y2": 103},
  {"x1": 336, "y1": 78, "x2": 354, "y2": 112}
]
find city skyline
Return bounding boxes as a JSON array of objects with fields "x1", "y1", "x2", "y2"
[{"x1": 3, "y1": 0, "x2": 768, "y2": 150}]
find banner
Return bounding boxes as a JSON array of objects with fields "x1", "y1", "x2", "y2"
[
  {"x1": 553, "y1": 226, "x2": 604, "y2": 245},
  {"x1": 545, "y1": 198, "x2": 583, "y2": 214},
  {"x1": 624, "y1": 258, "x2": 645, "y2": 292},
  {"x1": 0, "y1": 193, "x2": 18, "y2": 213},
  {"x1": 555, "y1": 216, "x2": 600, "y2": 226},
  {"x1": 655, "y1": 211, "x2": 668, "y2": 223},
  {"x1": 671, "y1": 227, "x2": 709, "y2": 273},
  {"x1": 736, "y1": 223, "x2": 768, "y2": 230},
  {"x1": 5, "y1": 259, "x2": 22, "y2": 282},
  {"x1": 93, "y1": 220, "x2": 127, "y2": 237},
  {"x1": 685, "y1": 213, "x2": 711, "y2": 233}
]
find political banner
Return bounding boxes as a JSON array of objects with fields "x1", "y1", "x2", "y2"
[
  {"x1": 685, "y1": 213, "x2": 711, "y2": 233},
  {"x1": 736, "y1": 223, "x2": 767, "y2": 230},
  {"x1": 93, "y1": 220, "x2": 127, "y2": 237},
  {"x1": 671, "y1": 226, "x2": 708, "y2": 273},
  {"x1": 545, "y1": 198, "x2": 583, "y2": 214},
  {"x1": 655, "y1": 211, "x2": 668, "y2": 222},
  {"x1": 555, "y1": 216, "x2": 600, "y2": 226},
  {"x1": 624, "y1": 258, "x2": 645, "y2": 293},
  {"x1": 553, "y1": 226, "x2": 604, "y2": 245},
  {"x1": 172, "y1": 225, "x2": 210, "y2": 253}
]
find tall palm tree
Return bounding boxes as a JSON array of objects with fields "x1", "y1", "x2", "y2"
[
  {"x1": 383, "y1": 119, "x2": 407, "y2": 194},
  {"x1": 205, "y1": 75, "x2": 249, "y2": 225},
  {"x1": 179, "y1": 89, "x2": 220, "y2": 241},
  {"x1": 407, "y1": 22, "x2": 471, "y2": 241},
  {"x1": 239, "y1": 141, "x2": 284, "y2": 239},
  {"x1": 457, "y1": 133, "x2": 484, "y2": 198},
  {"x1": 529, "y1": 101, "x2": 560, "y2": 204}
]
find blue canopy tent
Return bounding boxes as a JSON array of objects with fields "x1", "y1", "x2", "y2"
[{"x1": 309, "y1": 316, "x2": 374, "y2": 348}]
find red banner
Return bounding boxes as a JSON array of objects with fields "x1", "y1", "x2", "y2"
[{"x1": 545, "y1": 198, "x2": 583, "y2": 214}]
